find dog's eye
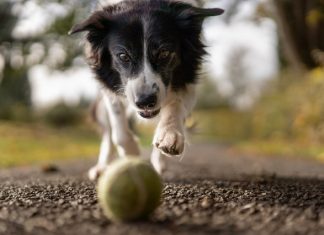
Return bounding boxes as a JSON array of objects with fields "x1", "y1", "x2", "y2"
[
  {"x1": 117, "y1": 53, "x2": 130, "y2": 62},
  {"x1": 158, "y1": 49, "x2": 171, "y2": 60}
]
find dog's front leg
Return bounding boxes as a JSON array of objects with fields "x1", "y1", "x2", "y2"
[
  {"x1": 88, "y1": 98, "x2": 115, "y2": 181},
  {"x1": 88, "y1": 130, "x2": 115, "y2": 180},
  {"x1": 151, "y1": 147, "x2": 167, "y2": 174},
  {"x1": 153, "y1": 86, "x2": 196, "y2": 157},
  {"x1": 154, "y1": 101, "x2": 185, "y2": 156},
  {"x1": 102, "y1": 90, "x2": 140, "y2": 158}
]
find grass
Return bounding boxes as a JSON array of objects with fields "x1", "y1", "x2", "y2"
[
  {"x1": 191, "y1": 109, "x2": 324, "y2": 162},
  {"x1": 1, "y1": 107, "x2": 324, "y2": 168},
  {"x1": 135, "y1": 109, "x2": 324, "y2": 162},
  {"x1": 135, "y1": 109, "x2": 252, "y2": 145},
  {"x1": 0, "y1": 121, "x2": 100, "y2": 167},
  {"x1": 236, "y1": 140, "x2": 324, "y2": 162}
]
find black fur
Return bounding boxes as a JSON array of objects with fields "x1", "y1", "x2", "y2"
[{"x1": 70, "y1": 0, "x2": 224, "y2": 93}]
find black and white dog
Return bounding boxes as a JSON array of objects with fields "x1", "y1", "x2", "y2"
[{"x1": 70, "y1": 0, "x2": 224, "y2": 180}]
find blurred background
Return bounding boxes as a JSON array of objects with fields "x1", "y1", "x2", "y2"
[{"x1": 0, "y1": 0, "x2": 323, "y2": 168}]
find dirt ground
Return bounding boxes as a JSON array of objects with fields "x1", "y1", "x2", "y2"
[{"x1": 0, "y1": 144, "x2": 323, "y2": 235}]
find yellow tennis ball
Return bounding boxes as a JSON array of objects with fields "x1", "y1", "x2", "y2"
[{"x1": 97, "y1": 157, "x2": 163, "y2": 222}]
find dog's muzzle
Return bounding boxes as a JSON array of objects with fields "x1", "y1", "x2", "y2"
[
  {"x1": 138, "y1": 109, "x2": 160, "y2": 119},
  {"x1": 135, "y1": 93, "x2": 160, "y2": 118}
]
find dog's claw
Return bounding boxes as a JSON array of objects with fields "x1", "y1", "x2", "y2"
[
  {"x1": 154, "y1": 127, "x2": 184, "y2": 156},
  {"x1": 88, "y1": 165, "x2": 106, "y2": 181}
]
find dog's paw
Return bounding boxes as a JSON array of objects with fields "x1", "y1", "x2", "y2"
[
  {"x1": 154, "y1": 127, "x2": 184, "y2": 156},
  {"x1": 88, "y1": 165, "x2": 106, "y2": 181}
]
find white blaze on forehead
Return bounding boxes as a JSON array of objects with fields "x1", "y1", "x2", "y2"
[
  {"x1": 124, "y1": 23, "x2": 167, "y2": 110},
  {"x1": 125, "y1": 61, "x2": 161, "y2": 101},
  {"x1": 143, "y1": 60, "x2": 159, "y2": 87},
  {"x1": 124, "y1": 53, "x2": 166, "y2": 110},
  {"x1": 142, "y1": 42, "x2": 167, "y2": 101},
  {"x1": 142, "y1": 35, "x2": 165, "y2": 96}
]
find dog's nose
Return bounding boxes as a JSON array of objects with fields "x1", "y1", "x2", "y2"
[{"x1": 135, "y1": 93, "x2": 157, "y2": 109}]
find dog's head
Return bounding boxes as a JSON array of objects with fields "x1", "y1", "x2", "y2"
[{"x1": 70, "y1": 0, "x2": 223, "y2": 119}]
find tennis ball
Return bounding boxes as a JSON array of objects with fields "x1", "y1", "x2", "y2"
[{"x1": 97, "y1": 157, "x2": 163, "y2": 222}]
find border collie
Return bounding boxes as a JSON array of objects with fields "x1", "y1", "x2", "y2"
[{"x1": 69, "y1": 0, "x2": 224, "y2": 180}]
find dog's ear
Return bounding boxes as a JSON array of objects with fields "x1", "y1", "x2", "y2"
[
  {"x1": 169, "y1": 3, "x2": 224, "y2": 28},
  {"x1": 188, "y1": 7, "x2": 224, "y2": 18},
  {"x1": 69, "y1": 11, "x2": 110, "y2": 35}
]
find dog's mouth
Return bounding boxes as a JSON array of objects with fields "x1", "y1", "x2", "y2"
[{"x1": 138, "y1": 109, "x2": 160, "y2": 119}]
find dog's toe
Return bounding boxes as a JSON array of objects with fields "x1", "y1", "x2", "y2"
[
  {"x1": 154, "y1": 128, "x2": 184, "y2": 156},
  {"x1": 88, "y1": 165, "x2": 106, "y2": 181}
]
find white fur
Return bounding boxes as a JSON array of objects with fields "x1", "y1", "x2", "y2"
[
  {"x1": 88, "y1": 90, "x2": 141, "y2": 180},
  {"x1": 154, "y1": 85, "x2": 196, "y2": 156},
  {"x1": 89, "y1": 85, "x2": 196, "y2": 180},
  {"x1": 88, "y1": 0, "x2": 199, "y2": 180},
  {"x1": 124, "y1": 60, "x2": 166, "y2": 115}
]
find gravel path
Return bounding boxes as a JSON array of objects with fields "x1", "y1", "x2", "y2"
[{"x1": 0, "y1": 144, "x2": 324, "y2": 235}]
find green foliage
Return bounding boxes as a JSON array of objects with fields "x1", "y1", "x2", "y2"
[
  {"x1": 0, "y1": 0, "x2": 91, "y2": 121},
  {"x1": 0, "y1": 121, "x2": 99, "y2": 167},
  {"x1": 0, "y1": 63, "x2": 32, "y2": 121},
  {"x1": 0, "y1": 1, "x2": 31, "y2": 120},
  {"x1": 42, "y1": 102, "x2": 85, "y2": 127},
  {"x1": 248, "y1": 68, "x2": 324, "y2": 143},
  {"x1": 48, "y1": 11, "x2": 76, "y2": 35},
  {"x1": 291, "y1": 68, "x2": 324, "y2": 142},
  {"x1": 273, "y1": 0, "x2": 324, "y2": 69},
  {"x1": 196, "y1": 78, "x2": 230, "y2": 109},
  {"x1": 194, "y1": 68, "x2": 324, "y2": 159},
  {"x1": 137, "y1": 68, "x2": 324, "y2": 150},
  {"x1": 0, "y1": 65, "x2": 31, "y2": 104},
  {"x1": 0, "y1": 1, "x2": 17, "y2": 41},
  {"x1": 0, "y1": 104, "x2": 33, "y2": 122}
]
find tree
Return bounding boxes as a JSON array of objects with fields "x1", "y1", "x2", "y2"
[
  {"x1": 0, "y1": 1, "x2": 31, "y2": 119},
  {"x1": 272, "y1": 0, "x2": 324, "y2": 70},
  {"x1": 0, "y1": 0, "x2": 91, "y2": 119}
]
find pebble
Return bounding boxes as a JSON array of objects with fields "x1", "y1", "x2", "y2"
[{"x1": 200, "y1": 197, "x2": 213, "y2": 208}]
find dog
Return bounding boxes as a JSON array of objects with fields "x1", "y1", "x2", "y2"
[{"x1": 69, "y1": 0, "x2": 224, "y2": 180}]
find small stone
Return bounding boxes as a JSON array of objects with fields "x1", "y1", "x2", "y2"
[
  {"x1": 41, "y1": 164, "x2": 60, "y2": 173},
  {"x1": 70, "y1": 201, "x2": 78, "y2": 207},
  {"x1": 241, "y1": 203, "x2": 255, "y2": 210},
  {"x1": 201, "y1": 197, "x2": 213, "y2": 208},
  {"x1": 304, "y1": 207, "x2": 318, "y2": 221}
]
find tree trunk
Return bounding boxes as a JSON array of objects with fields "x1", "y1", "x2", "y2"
[{"x1": 272, "y1": 0, "x2": 324, "y2": 70}]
